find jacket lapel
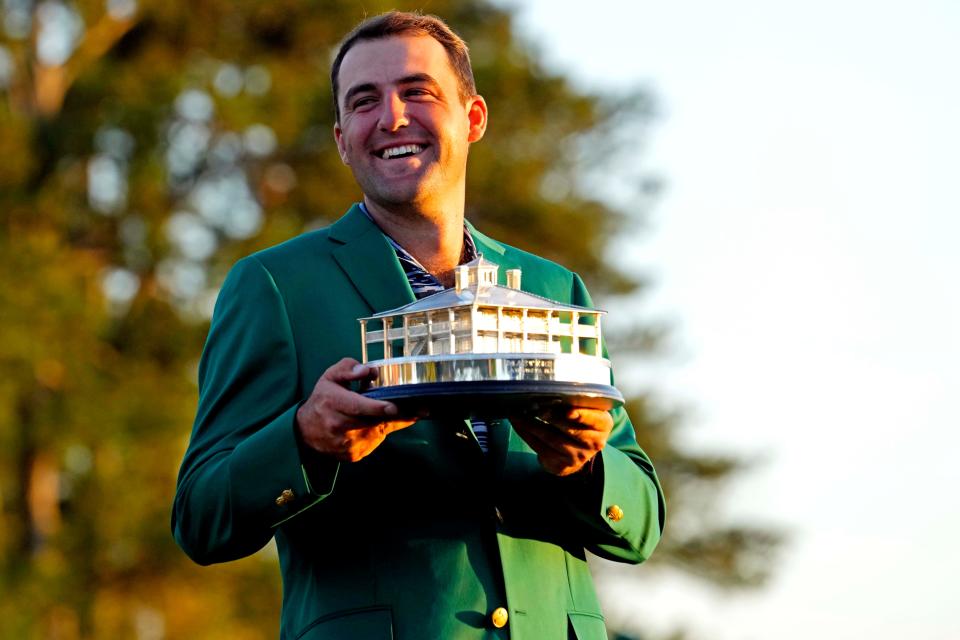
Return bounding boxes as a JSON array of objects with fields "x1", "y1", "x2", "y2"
[
  {"x1": 330, "y1": 204, "x2": 416, "y2": 314},
  {"x1": 466, "y1": 220, "x2": 512, "y2": 282}
]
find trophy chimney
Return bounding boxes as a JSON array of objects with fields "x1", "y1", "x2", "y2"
[
  {"x1": 455, "y1": 265, "x2": 468, "y2": 293},
  {"x1": 506, "y1": 269, "x2": 522, "y2": 290}
]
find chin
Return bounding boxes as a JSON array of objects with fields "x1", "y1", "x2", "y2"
[{"x1": 361, "y1": 178, "x2": 437, "y2": 208}]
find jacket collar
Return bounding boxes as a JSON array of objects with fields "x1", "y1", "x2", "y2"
[
  {"x1": 465, "y1": 218, "x2": 507, "y2": 261},
  {"x1": 330, "y1": 205, "x2": 517, "y2": 312},
  {"x1": 329, "y1": 204, "x2": 416, "y2": 314}
]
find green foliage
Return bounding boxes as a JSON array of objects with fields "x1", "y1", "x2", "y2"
[{"x1": 0, "y1": 1, "x2": 780, "y2": 637}]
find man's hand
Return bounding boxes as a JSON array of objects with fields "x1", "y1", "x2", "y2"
[
  {"x1": 296, "y1": 358, "x2": 418, "y2": 462},
  {"x1": 510, "y1": 407, "x2": 614, "y2": 476}
]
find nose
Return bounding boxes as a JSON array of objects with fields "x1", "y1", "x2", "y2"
[{"x1": 377, "y1": 92, "x2": 409, "y2": 132}]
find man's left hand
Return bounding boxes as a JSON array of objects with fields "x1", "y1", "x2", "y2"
[{"x1": 510, "y1": 407, "x2": 613, "y2": 476}]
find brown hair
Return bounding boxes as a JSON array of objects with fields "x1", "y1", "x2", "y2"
[{"x1": 331, "y1": 11, "x2": 477, "y2": 122}]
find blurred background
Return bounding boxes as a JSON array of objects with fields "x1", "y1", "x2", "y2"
[{"x1": 0, "y1": 0, "x2": 955, "y2": 638}]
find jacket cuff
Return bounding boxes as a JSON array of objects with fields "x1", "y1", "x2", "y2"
[
  {"x1": 228, "y1": 404, "x2": 340, "y2": 528},
  {"x1": 591, "y1": 445, "x2": 662, "y2": 558}
]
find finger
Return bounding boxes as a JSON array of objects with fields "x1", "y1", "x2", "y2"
[
  {"x1": 547, "y1": 407, "x2": 613, "y2": 433},
  {"x1": 339, "y1": 396, "x2": 399, "y2": 420},
  {"x1": 338, "y1": 419, "x2": 418, "y2": 461},
  {"x1": 521, "y1": 422, "x2": 559, "y2": 453},
  {"x1": 513, "y1": 415, "x2": 600, "y2": 475},
  {"x1": 362, "y1": 419, "x2": 417, "y2": 443},
  {"x1": 517, "y1": 422, "x2": 581, "y2": 475},
  {"x1": 511, "y1": 415, "x2": 568, "y2": 456},
  {"x1": 322, "y1": 382, "x2": 399, "y2": 419},
  {"x1": 550, "y1": 418, "x2": 608, "y2": 452},
  {"x1": 378, "y1": 418, "x2": 419, "y2": 435},
  {"x1": 321, "y1": 357, "x2": 379, "y2": 385},
  {"x1": 355, "y1": 365, "x2": 381, "y2": 392},
  {"x1": 515, "y1": 412, "x2": 607, "y2": 452},
  {"x1": 340, "y1": 416, "x2": 419, "y2": 433}
]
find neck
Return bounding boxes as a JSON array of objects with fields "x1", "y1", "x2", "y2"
[{"x1": 363, "y1": 196, "x2": 465, "y2": 286}]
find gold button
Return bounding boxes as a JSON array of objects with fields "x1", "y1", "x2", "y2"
[
  {"x1": 490, "y1": 606, "x2": 509, "y2": 628},
  {"x1": 606, "y1": 504, "x2": 624, "y2": 522},
  {"x1": 275, "y1": 489, "x2": 295, "y2": 506}
]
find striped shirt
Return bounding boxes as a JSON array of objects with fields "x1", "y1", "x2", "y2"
[{"x1": 359, "y1": 203, "x2": 490, "y2": 452}]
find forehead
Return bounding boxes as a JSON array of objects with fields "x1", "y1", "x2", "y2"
[{"x1": 338, "y1": 35, "x2": 458, "y2": 93}]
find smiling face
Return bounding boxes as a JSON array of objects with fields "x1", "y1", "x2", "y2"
[{"x1": 333, "y1": 35, "x2": 487, "y2": 214}]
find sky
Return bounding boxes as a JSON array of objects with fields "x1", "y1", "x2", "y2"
[{"x1": 494, "y1": 0, "x2": 960, "y2": 638}]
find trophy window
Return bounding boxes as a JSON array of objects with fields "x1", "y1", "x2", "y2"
[
  {"x1": 476, "y1": 307, "x2": 499, "y2": 330},
  {"x1": 475, "y1": 332, "x2": 498, "y2": 352},
  {"x1": 501, "y1": 309, "x2": 523, "y2": 332}
]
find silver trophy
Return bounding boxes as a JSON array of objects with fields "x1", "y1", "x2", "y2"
[{"x1": 358, "y1": 256, "x2": 623, "y2": 418}]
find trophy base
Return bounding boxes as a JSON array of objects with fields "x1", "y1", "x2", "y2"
[{"x1": 363, "y1": 380, "x2": 624, "y2": 419}]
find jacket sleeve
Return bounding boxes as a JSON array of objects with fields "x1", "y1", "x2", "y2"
[
  {"x1": 171, "y1": 257, "x2": 339, "y2": 565},
  {"x1": 553, "y1": 273, "x2": 665, "y2": 563}
]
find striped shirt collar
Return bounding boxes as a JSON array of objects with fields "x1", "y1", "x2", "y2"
[{"x1": 358, "y1": 202, "x2": 479, "y2": 300}]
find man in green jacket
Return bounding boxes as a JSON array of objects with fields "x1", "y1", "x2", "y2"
[{"x1": 173, "y1": 11, "x2": 665, "y2": 640}]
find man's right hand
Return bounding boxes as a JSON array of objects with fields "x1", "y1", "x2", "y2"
[{"x1": 296, "y1": 358, "x2": 418, "y2": 462}]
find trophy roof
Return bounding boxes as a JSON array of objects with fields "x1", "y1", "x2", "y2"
[
  {"x1": 463, "y1": 255, "x2": 498, "y2": 269},
  {"x1": 363, "y1": 283, "x2": 599, "y2": 320}
]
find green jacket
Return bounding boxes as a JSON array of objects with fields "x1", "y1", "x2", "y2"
[{"x1": 172, "y1": 205, "x2": 665, "y2": 640}]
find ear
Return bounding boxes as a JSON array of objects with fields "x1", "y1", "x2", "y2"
[
  {"x1": 465, "y1": 95, "x2": 488, "y2": 143},
  {"x1": 333, "y1": 122, "x2": 349, "y2": 165}
]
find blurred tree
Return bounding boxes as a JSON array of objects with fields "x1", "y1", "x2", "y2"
[{"x1": 0, "y1": 0, "x2": 781, "y2": 637}]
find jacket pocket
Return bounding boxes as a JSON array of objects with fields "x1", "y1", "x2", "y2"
[
  {"x1": 296, "y1": 606, "x2": 394, "y2": 640},
  {"x1": 568, "y1": 612, "x2": 607, "y2": 640}
]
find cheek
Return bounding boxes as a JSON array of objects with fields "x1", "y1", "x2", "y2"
[{"x1": 337, "y1": 120, "x2": 369, "y2": 155}]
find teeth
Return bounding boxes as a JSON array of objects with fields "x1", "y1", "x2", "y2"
[{"x1": 381, "y1": 144, "x2": 423, "y2": 159}]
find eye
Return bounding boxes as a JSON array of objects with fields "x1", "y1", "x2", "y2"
[
  {"x1": 406, "y1": 87, "x2": 433, "y2": 99},
  {"x1": 351, "y1": 96, "x2": 377, "y2": 110}
]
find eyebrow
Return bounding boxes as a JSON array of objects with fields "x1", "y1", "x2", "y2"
[
  {"x1": 342, "y1": 73, "x2": 442, "y2": 107},
  {"x1": 397, "y1": 73, "x2": 440, "y2": 89}
]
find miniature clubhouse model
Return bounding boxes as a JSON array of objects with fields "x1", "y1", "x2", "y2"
[{"x1": 358, "y1": 256, "x2": 623, "y2": 416}]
